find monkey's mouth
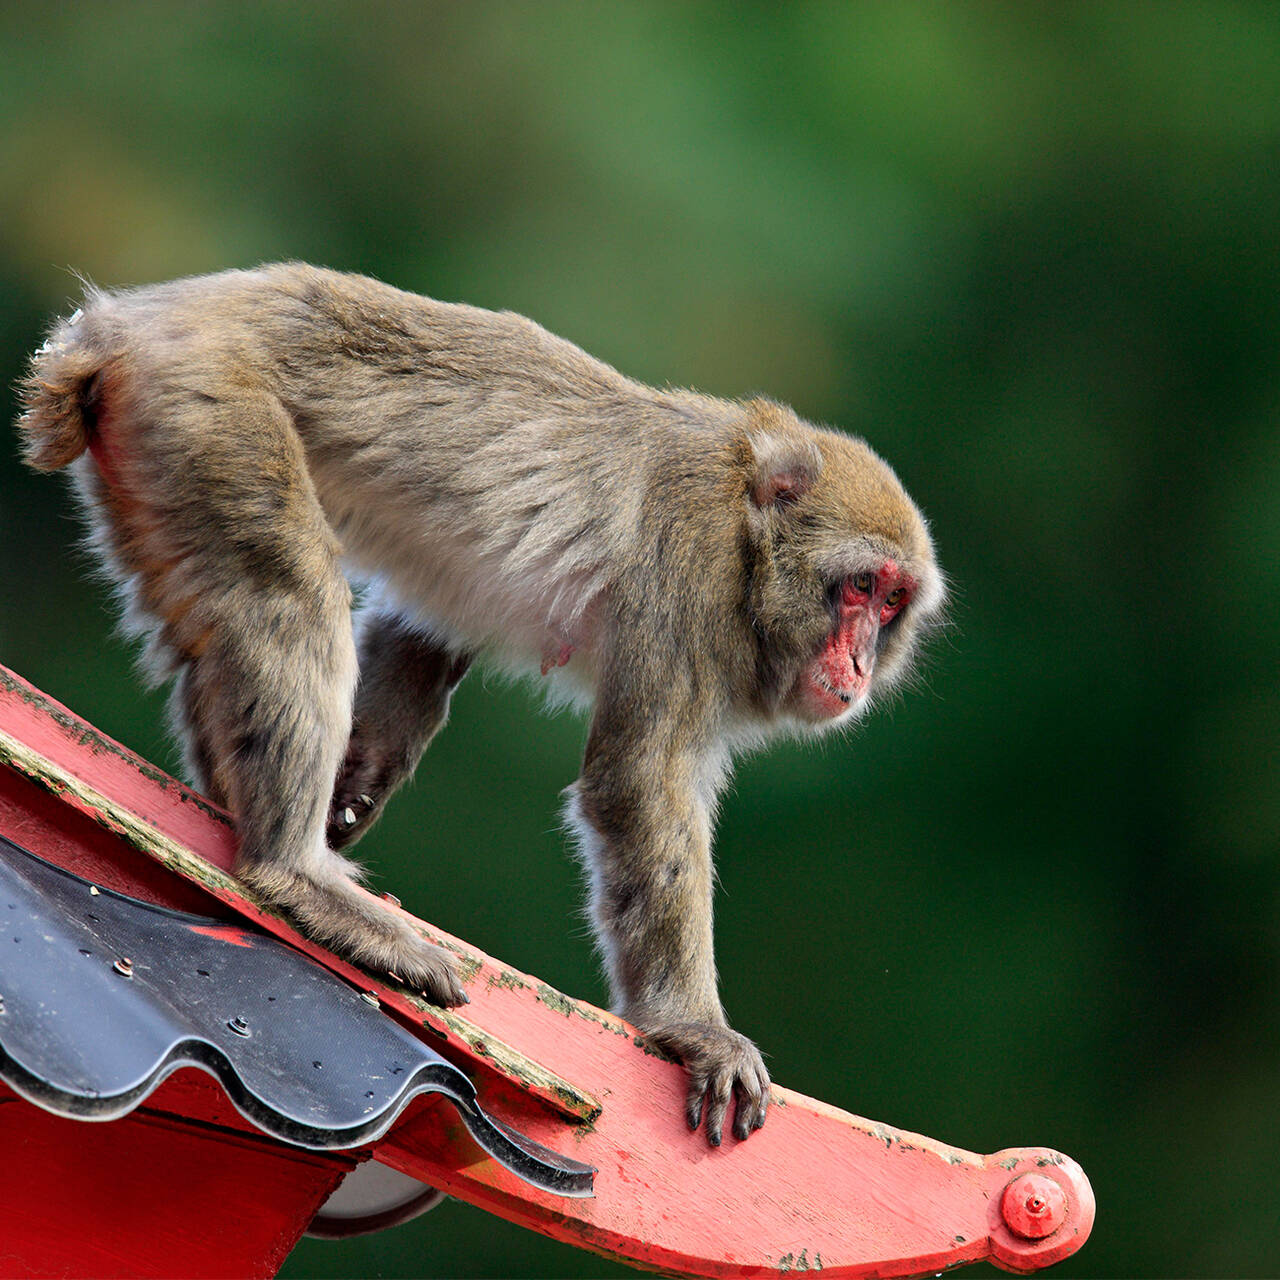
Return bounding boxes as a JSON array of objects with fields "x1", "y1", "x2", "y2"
[
  {"x1": 803, "y1": 668, "x2": 864, "y2": 720},
  {"x1": 813, "y1": 672, "x2": 854, "y2": 705}
]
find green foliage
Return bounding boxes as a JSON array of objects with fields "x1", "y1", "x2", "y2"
[{"x1": 2, "y1": 3, "x2": 1277, "y2": 1275}]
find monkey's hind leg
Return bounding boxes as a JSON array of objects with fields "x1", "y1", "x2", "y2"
[
  {"x1": 328, "y1": 608, "x2": 472, "y2": 850},
  {"x1": 113, "y1": 390, "x2": 466, "y2": 1005}
]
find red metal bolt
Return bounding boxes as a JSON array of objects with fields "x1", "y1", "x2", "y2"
[{"x1": 1001, "y1": 1172, "x2": 1067, "y2": 1240}]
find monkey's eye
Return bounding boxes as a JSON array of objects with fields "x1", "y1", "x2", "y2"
[
  {"x1": 852, "y1": 572, "x2": 875, "y2": 595},
  {"x1": 885, "y1": 587, "x2": 905, "y2": 608}
]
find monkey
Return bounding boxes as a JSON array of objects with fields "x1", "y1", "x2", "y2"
[{"x1": 17, "y1": 264, "x2": 945, "y2": 1145}]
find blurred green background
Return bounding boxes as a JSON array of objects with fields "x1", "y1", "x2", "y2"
[{"x1": 2, "y1": 2, "x2": 1277, "y2": 1276}]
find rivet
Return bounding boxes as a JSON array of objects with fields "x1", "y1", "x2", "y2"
[
  {"x1": 113, "y1": 957, "x2": 134, "y2": 977},
  {"x1": 360, "y1": 991, "x2": 380, "y2": 1007},
  {"x1": 227, "y1": 1016, "x2": 250, "y2": 1037}
]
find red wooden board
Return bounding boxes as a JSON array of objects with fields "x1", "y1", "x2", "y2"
[
  {"x1": 0, "y1": 1082, "x2": 353, "y2": 1279},
  {"x1": 0, "y1": 665, "x2": 1095, "y2": 1276}
]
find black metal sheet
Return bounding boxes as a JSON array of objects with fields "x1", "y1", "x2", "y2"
[{"x1": 0, "y1": 836, "x2": 592, "y2": 1197}]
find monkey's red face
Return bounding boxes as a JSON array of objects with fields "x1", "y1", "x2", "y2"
[{"x1": 797, "y1": 560, "x2": 914, "y2": 721}]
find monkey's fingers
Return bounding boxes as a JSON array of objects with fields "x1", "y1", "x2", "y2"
[
  {"x1": 685, "y1": 1082, "x2": 707, "y2": 1134},
  {"x1": 732, "y1": 1063, "x2": 771, "y2": 1141},
  {"x1": 328, "y1": 738, "x2": 406, "y2": 849},
  {"x1": 326, "y1": 788, "x2": 382, "y2": 850},
  {"x1": 659, "y1": 1022, "x2": 770, "y2": 1145},
  {"x1": 688, "y1": 1061, "x2": 769, "y2": 1146},
  {"x1": 702, "y1": 1071, "x2": 735, "y2": 1147}
]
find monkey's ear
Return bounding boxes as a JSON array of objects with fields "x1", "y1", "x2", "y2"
[{"x1": 749, "y1": 433, "x2": 823, "y2": 509}]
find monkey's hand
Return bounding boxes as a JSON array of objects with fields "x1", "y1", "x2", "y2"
[
  {"x1": 326, "y1": 743, "x2": 396, "y2": 850},
  {"x1": 327, "y1": 646, "x2": 472, "y2": 850},
  {"x1": 327, "y1": 725, "x2": 421, "y2": 850},
  {"x1": 643, "y1": 1021, "x2": 770, "y2": 1145}
]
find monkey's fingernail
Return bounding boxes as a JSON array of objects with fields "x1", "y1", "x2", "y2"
[
  {"x1": 358, "y1": 793, "x2": 374, "y2": 808},
  {"x1": 341, "y1": 806, "x2": 357, "y2": 826},
  {"x1": 459, "y1": 991, "x2": 470, "y2": 1004}
]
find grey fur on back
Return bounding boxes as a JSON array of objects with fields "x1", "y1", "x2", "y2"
[{"x1": 38, "y1": 264, "x2": 760, "y2": 691}]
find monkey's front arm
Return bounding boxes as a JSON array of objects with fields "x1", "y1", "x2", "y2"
[{"x1": 571, "y1": 724, "x2": 769, "y2": 1145}]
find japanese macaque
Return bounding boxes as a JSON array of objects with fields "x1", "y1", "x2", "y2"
[{"x1": 18, "y1": 264, "x2": 944, "y2": 1144}]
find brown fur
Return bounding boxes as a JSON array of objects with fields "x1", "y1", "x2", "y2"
[{"x1": 16, "y1": 264, "x2": 944, "y2": 1143}]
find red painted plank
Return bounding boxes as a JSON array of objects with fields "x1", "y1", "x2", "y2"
[
  {"x1": 0, "y1": 667, "x2": 239, "y2": 877},
  {"x1": 0, "y1": 763, "x2": 232, "y2": 914},
  {"x1": 0, "y1": 1083, "x2": 354, "y2": 1279},
  {"x1": 0, "y1": 664, "x2": 1095, "y2": 1276}
]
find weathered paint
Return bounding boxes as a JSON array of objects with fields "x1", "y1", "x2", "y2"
[{"x1": 0, "y1": 664, "x2": 1095, "y2": 1276}]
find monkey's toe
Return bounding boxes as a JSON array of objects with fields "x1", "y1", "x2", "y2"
[
  {"x1": 386, "y1": 935, "x2": 469, "y2": 1008},
  {"x1": 241, "y1": 863, "x2": 469, "y2": 1008}
]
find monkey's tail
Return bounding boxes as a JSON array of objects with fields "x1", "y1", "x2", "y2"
[{"x1": 16, "y1": 308, "x2": 110, "y2": 472}]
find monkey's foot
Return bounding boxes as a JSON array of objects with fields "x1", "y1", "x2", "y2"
[
  {"x1": 239, "y1": 862, "x2": 469, "y2": 1007},
  {"x1": 642, "y1": 1021, "x2": 770, "y2": 1146}
]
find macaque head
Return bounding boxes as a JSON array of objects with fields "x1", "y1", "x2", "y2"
[{"x1": 743, "y1": 401, "x2": 945, "y2": 729}]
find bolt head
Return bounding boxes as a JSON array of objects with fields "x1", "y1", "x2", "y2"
[{"x1": 1001, "y1": 1173, "x2": 1067, "y2": 1240}]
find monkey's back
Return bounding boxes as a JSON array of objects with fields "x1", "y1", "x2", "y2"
[{"x1": 28, "y1": 265, "x2": 753, "y2": 678}]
